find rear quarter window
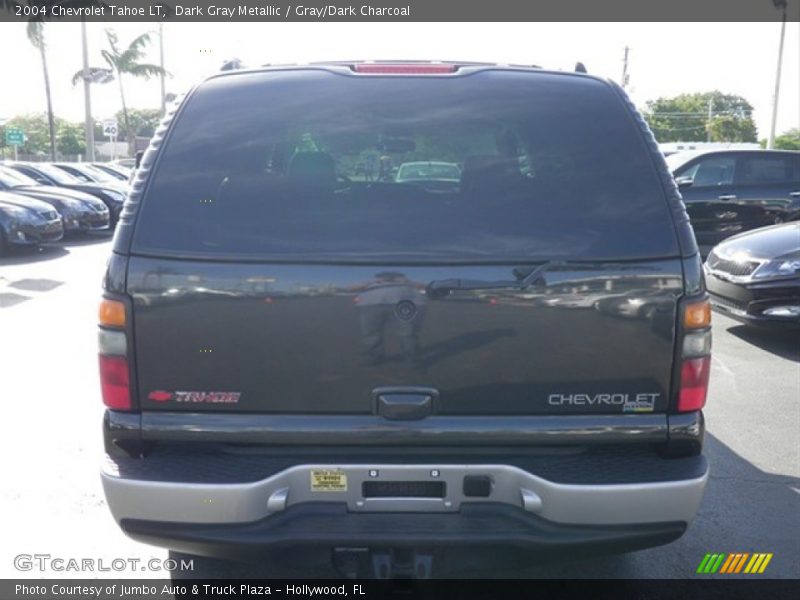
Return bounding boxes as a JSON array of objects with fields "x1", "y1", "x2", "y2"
[
  {"x1": 739, "y1": 153, "x2": 798, "y2": 184},
  {"x1": 131, "y1": 69, "x2": 679, "y2": 262}
]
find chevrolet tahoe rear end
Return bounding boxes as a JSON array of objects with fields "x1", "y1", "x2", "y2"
[{"x1": 99, "y1": 63, "x2": 710, "y2": 576}]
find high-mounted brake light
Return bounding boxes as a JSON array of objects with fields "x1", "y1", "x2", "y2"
[
  {"x1": 99, "y1": 298, "x2": 126, "y2": 328},
  {"x1": 353, "y1": 63, "x2": 457, "y2": 74}
]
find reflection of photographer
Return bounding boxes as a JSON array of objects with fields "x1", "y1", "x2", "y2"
[
  {"x1": 353, "y1": 272, "x2": 426, "y2": 366},
  {"x1": 378, "y1": 154, "x2": 394, "y2": 181},
  {"x1": 374, "y1": 138, "x2": 415, "y2": 181}
]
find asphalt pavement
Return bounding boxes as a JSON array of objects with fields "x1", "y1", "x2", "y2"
[{"x1": 1, "y1": 236, "x2": 798, "y2": 579}]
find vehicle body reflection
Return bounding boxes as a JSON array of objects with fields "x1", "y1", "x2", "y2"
[{"x1": 351, "y1": 272, "x2": 427, "y2": 367}]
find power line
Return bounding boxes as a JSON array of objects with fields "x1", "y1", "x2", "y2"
[
  {"x1": 648, "y1": 111, "x2": 753, "y2": 116},
  {"x1": 649, "y1": 125, "x2": 708, "y2": 131}
]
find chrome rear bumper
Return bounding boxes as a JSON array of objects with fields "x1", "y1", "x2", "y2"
[{"x1": 102, "y1": 460, "x2": 708, "y2": 527}]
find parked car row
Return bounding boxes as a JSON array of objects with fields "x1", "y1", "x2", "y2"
[
  {"x1": 663, "y1": 149, "x2": 800, "y2": 328},
  {"x1": 665, "y1": 149, "x2": 800, "y2": 257},
  {"x1": 0, "y1": 161, "x2": 131, "y2": 255},
  {"x1": 0, "y1": 191, "x2": 64, "y2": 253}
]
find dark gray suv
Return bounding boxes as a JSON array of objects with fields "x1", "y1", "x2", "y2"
[{"x1": 99, "y1": 62, "x2": 711, "y2": 577}]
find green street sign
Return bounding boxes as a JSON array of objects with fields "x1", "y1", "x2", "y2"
[{"x1": 5, "y1": 128, "x2": 24, "y2": 146}]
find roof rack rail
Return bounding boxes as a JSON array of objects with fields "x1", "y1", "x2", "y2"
[{"x1": 575, "y1": 62, "x2": 587, "y2": 73}]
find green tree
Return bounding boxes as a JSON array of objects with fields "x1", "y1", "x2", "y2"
[
  {"x1": 90, "y1": 108, "x2": 160, "y2": 147},
  {"x1": 72, "y1": 29, "x2": 167, "y2": 151},
  {"x1": 56, "y1": 122, "x2": 87, "y2": 156},
  {"x1": 74, "y1": 30, "x2": 167, "y2": 154},
  {"x1": 3, "y1": 113, "x2": 62, "y2": 156},
  {"x1": 26, "y1": 21, "x2": 57, "y2": 160},
  {"x1": 114, "y1": 108, "x2": 161, "y2": 140},
  {"x1": 770, "y1": 128, "x2": 800, "y2": 151},
  {"x1": 1, "y1": 115, "x2": 89, "y2": 158},
  {"x1": 707, "y1": 115, "x2": 758, "y2": 143},
  {"x1": 644, "y1": 91, "x2": 757, "y2": 143}
]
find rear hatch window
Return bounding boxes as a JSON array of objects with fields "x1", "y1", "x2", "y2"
[{"x1": 131, "y1": 69, "x2": 678, "y2": 261}]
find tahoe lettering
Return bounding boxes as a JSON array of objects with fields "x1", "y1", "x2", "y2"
[{"x1": 174, "y1": 391, "x2": 241, "y2": 404}]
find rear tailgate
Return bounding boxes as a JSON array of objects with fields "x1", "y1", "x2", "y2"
[{"x1": 128, "y1": 258, "x2": 681, "y2": 415}]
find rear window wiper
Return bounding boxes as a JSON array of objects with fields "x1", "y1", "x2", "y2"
[{"x1": 426, "y1": 261, "x2": 563, "y2": 300}]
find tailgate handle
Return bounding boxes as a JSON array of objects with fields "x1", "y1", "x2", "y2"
[{"x1": 373, "y1": 387, "x2": 438, "y2": 420}]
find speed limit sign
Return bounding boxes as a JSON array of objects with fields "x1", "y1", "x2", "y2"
[{"x1": 102, "y1": 120, "x2": 118, "y2": 138}]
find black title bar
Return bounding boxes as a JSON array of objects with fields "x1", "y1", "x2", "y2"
[{"x1": 2, "y1": 0, "x2": 799, "y2": 22}]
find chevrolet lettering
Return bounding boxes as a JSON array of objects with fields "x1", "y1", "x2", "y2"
[{"x1": 548, "y1": 393, "x2": 660, "y2": 408}]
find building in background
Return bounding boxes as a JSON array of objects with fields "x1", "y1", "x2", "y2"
[{"x1": 659, "y1": 142, "x2": 761, "y2": 156}]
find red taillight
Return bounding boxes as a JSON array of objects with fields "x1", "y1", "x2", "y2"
[
  {"x1": 99, "y1": 355, "x2": 131, "y2": 410},
  {"x1": 353, "y1": 63, "x2": 457, "y2": 74},
  {"x1": 678, "y1": 357, "x2": 710, "y2": 412}
]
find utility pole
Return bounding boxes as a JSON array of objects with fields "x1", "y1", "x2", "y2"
[
  {"x1": 81, "y1": 20, "x2": 95, "y2": 161},
  {"x1": 159, "y1": 23, "x2": 166, "y2": 116},
  {"x1": 621, "y1": 46, "x2": 630, "y2": 89},
  {"x1": 767, "y1": 0, "x2": 788, "y2": 149},
  {"x1": 706, "y1": 97, "x2": 714, "y2": 142}
]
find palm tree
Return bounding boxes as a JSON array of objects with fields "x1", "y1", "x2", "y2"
[
  {"x1": 94, "y1": 29, "x2": 166, "y2": 155},
  {"x1": 26, "y1": 20, "x2": 57, "y2": 160}
]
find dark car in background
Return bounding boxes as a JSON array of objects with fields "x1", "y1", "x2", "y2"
[
  {"x1": 0, "y1": 191, "x2": 63, "y2": 254},
  {"x1": 112, "y1": 158, "x2": 136, "y2": 170},
  {"x1": 705, "y1": 222, "x2": 800, "y2": 327},
  {"x1": 5, "y1": 162, "x2": 126, "y2": 226},
  {"x1": 0, "y1": 165, "x2": 110, "y2": 234},
  {"x1": 53, "y1": 162, "x2": 130, "y2": 191},
  {"x1": 666, "y1": 150, "x2": 800, "y2": 256},
  {"x1": 92, "y1": 163, "x2": 132, "y2": 181},
  {"x1": 99, "y1": 63, "x2": 711, "y2": 577}
]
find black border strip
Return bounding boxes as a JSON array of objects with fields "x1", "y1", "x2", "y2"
[
  {"x1": 2, "y1": 0, "x2": 799, "y2": 23},
  {"x1": 0, "y1": 579, "x2": 796, "y2": 599}
]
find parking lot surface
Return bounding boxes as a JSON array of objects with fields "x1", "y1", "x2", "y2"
[{"x1": 1, "y1": 236, "x2": 798, "y2": 579}]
